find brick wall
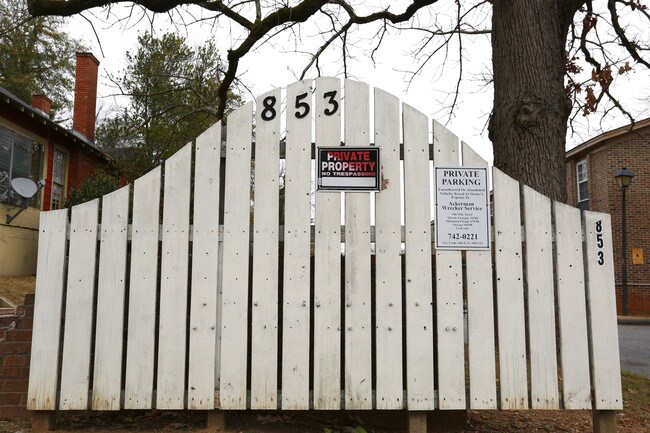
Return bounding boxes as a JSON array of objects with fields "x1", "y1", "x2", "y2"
[
  {"x1": 566, "y1": 124, "x2": 650, "y2": 316},
  {"x1": 0, "y1": 294, "x2": 34, "y2": 419}
]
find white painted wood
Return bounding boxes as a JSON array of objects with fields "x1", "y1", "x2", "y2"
[
  {"x1": 188, "y1": 122, "x2": 222, "y2": 410},
  {"x1": 402, "y1": 103, "x2": 435, "y2": 411},
  {"x1": 27, "y1": 209, "x2": 68, "y2": 410},
  {"x1": 492, "y1": 168, "x2": 528, "y2": 410},
  {"x1": 583, "y1": 212, "x2": 623, "y2": 410},
  {"x1": 251, "y1": 89, "x2": 281, "y2": 409},
  {"x1": 92, "y1": 186, "x2": 130, "y2": 410},
  {"x1": 157, "y1": 143, "x2": 192, "y2": 409},
  {"x1": 522, "y1": 186, "x2": 559, "y2": 409},
  {"x1": 124, "y1": 166, "x2": 161, "y2": 409},
  {"x1": 313, "y1": 77, "x2": 342, "y2": 410},
  {"x1": 342, "y1": 79, "x2": 372, "y2": 410},
  {"x1": 373, "y1": 87, "x2": 403, "y2": 410},
  {"x1": 433, "y1": 120, "x2": 465, "y2": 410},
  {"x1": 59, "y1": 199, "x2": 99, "y2": 410},
  {"x1": 461, "y1": 142, "x2": 497, "y2": 409},
  {"x1": 281, "y1": 80, "x2": 313, "y2": 410},
  {"x1": 219, "y1": 102, "x2": 254, "y2": 409},
  {"x1": 553, "y1": 201, "x2": 591, "y2": 409}
]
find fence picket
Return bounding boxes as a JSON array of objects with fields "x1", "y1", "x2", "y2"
[
  {"x1": 27, "y1": 209, "x2": 68, "y2": 410},
  {"x1": 403, "y1": 103, "x2": 435, "y2": 410},
  {"x1": 282, "y1": 79, "x2": 313, "y2": 410},
  {"x1": 157, "y1": 143, "x2": 192, "y2": 409},
  {"x1": 343, "y1": 79, "x2": 372, "y2": 410},
  {"x1": 251, "y1": 89, "x2": 281, "y2": 409},
  {"x1": 553, "y1": 202, "x2": 591, "y2": 409},
  {"x1": 59, "y1": 199, "x2": 99, "y2": 410},
  {"x1": 583, "y1": 212, "x2": 623, "y2": 410},
  {"x1": 461, "y1": 142, "x2": 497, "y2": 409},
  {"x1": 493, "y1": 168, "x2": 528, "y2": 410},
  {"x1": 188, "y1": 123, "x2": 222, "y2": 409},
  {"x1": 124, "y1": 166, "x2": 161, "y2": 409},
  {"x1": 220, "y1": 102, "x2": 254, "y2": 409},
  {"x1": 92, "y1": 186, "x2": 130, "y2": 410},
  {"x1": 373, "y1": 87, "x2": 403, "y2": 410},
  {"x1": 313, "y1": 77, "x2": 342, "y2": 410},
  {"x1": 523, "y1": 186, "x2": 559, "y2": 409},
  {"x1": 433, "y1": 120, "x2": 465, "y2": 410}
]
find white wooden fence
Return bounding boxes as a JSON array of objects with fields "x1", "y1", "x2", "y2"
[{"x1": 28, "y1": 78, "x2": 622, "y2": 414}]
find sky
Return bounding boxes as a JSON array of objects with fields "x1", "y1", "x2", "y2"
[{"x1": 64, "y1": 1, "x2": 650, "y2": 167}]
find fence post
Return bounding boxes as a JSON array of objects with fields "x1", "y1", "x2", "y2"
[
  {"x1": 592, "y1": 410, "x2": 618, "y2": 433},
  {"x1": 32, "y1": 411, "x2": 56, "y2": 433}
]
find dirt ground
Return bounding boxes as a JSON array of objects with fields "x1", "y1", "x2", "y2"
[{"x1": 0, "y1": 406, "x2": 647, "y2": 433}]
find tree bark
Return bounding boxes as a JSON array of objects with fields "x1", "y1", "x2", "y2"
[{"x1": 490, "y1": 0, "x2": 583, "y2": 202}]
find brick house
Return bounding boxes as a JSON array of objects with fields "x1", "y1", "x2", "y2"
[
  {"x1": 0, "y1": 53, "x2": 112, "y2": 276},
  {"x1": 566, "y1": 118, "x2": 650, "y2": 316}
]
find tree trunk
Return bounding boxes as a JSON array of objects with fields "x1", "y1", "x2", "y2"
[{"x1": 489, "y1": 0, "x2": 582, "y2": 202}]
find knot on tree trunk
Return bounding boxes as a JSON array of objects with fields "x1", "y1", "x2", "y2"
[{"x1": 515, "y1": 98, "x2": 542, "y2": 128}]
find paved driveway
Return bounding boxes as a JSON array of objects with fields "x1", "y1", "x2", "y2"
[{"x1": 618, "y1": 324, "x2": 650, "y2": 378}]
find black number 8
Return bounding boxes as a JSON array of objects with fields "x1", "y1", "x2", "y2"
[
  {"x1": 261, "y1": 96, "x2": 277, "y2": 121},
  {"x1": 595, "y1": 220, "x2": 602, "y2": 233},
  {"x1": 323, "y1": 90, "x2": 339, "y2": 116}
]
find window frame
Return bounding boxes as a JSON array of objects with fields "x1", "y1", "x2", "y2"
[
  {"x1": 50, "y1": 147, "x2": 69, "y2": 210},
  {"x1": 576, "y1": 159, "x2": 589, "y2": 203},
  {"x1": 0, "y1": 123, "x2": 45, "y2": 207}
]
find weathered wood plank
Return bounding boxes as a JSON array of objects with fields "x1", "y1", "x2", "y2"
[
  {"x1": 433, "y1": 120, "x2": 465, "y2": 410},
  {"x1": 157, "y1": 143, "x2": 192, "y2": 409},
  {"x1": 251, "y1": 88, "x2": 281, "y2": 409},
  {"x1": 343, "y1": 79, "x2": 372, "y2": 410},
  {"x1": 583, "y1": 212, "x2": 623, "y2": 410},
  {"x1": 188, "y1": 122, "x2": 222, "y2": 410},
  {"x1": 553, "y1": 201, "x2": 591, "y2": 409},
  {"x1": 313, "y1": 76, "x2": 342, "y2": 410},
  {"x1": 281, "y1": 79, "x2": 313, "y2": 410},
  {"x1": 124, "y1": 166, "x2": 161, "y2": 409},
  {"x1": 461, "y1": 142, "x2": 496, "y2": 409},
  {"x1": 522, "y1": 186, "x2": 559, "y2": 409},
  {"x1": 403, "y1": 103, "x2": 435, "y2": 411},
  {"x1": 59, "y1": 199, "x2": 99, "y2": 410},
  {"x1": 374, "y1": 87, "x2": 403, "y2": 410},
  {"x1": 492, "y1": 168, "x2": 528, "y2": 410},
  {"x1": 92, "y1": 186, "x2": 130, "y2": 410},
  {"x1": 27, "y1": 209, "x2": 68, "y2": 410},
  {"x1": 219, "y1": 102, "x2": 254, "y2": 409}
]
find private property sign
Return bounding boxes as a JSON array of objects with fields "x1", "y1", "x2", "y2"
[
  {"x1": 435, "y1": 167, "x2": 490, "y2": 250},
  {"x1": 317, "y1": 147, "x2": 380, "y2": 191}
]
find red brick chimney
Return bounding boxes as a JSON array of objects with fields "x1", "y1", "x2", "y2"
[
  {"x1": 31, "y1": 94, "x2": 52, "y2": 116},
  {"x1": 73, "y1": 52, "x2": 100, "y2": 142}
]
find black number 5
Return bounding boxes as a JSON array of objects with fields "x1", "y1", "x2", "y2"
[
  {"x1": 597, "y1": 233, "x2": 604, "y2": 248},
  {"x1": 295, "y1": 92, "x2": 310, "y2": 119},
  {"x1": 323, "y1": 90, "x2": 339, "y2": 116}
]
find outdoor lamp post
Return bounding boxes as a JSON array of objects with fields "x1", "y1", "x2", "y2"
[{"x1": 614, "y1": 167, "x2": 635, "y2": 316}]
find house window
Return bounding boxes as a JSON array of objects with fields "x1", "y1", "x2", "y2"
[
  {"x1": 0, "y1": 124, "x2": 44, "y2": 206},
  {"x1": 576, "y1": 159, "x2": 589, "y2": 210},
  {"x1": 51, "y1": 149, "x2": 67, "y2": 210}
]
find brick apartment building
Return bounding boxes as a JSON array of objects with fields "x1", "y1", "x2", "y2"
[
  {"x1": 0, "y1": 53, "x2": 112, "y2": 276},
  {"x1": 566, "y1": 118, "x2": 650, "y2": 316}
]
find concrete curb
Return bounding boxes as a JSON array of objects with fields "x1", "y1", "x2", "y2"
[{"x1": 618, "y1": 316, "x2": 650, "y2": 325}]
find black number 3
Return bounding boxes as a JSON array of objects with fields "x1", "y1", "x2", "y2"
[
  {"x1": 295, "y1": 92, "x2": 310, "y2": 119},
  {"x1": 598, "y1": 251, "x2": 604, "y2": 265},
  {"x1": 323, "y1": 90, "x2": 339, "y2": 116}
]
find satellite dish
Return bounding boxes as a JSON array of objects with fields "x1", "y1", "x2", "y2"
[
  {"x1": 6, "y1": 177, "x2": 45, "y2": 224},
  {"x1": 11, "y1": 177, "x2": 38, "y2": 199}
]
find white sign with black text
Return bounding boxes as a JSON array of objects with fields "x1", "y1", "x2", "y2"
[{"x1": 435, "y1": 167, "x2": 491, "y2": 250}]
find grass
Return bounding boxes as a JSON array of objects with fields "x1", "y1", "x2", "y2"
[
  {"x1": 622, "y1": 370, "x2": 650, "y2": 422},
  {"x1": 0, "y1": 275, "x2": 35, "y2": 306}
]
